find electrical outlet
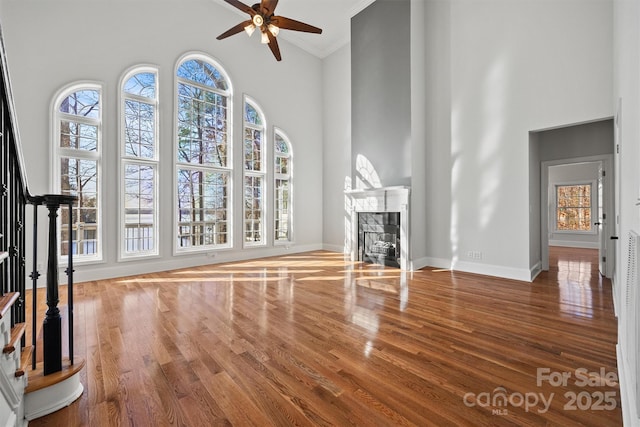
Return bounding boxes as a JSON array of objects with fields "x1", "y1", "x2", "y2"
[{"x1": 467, "y1": 251, "x2": 482, "y2": 260}]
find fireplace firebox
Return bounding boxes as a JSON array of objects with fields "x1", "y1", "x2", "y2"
[
  {"x1": 358, "y1": 212, "x2": 401, "y2": 268},
  {"x1": 346, "y1": 186, "x2": 410, "y2": 270}
]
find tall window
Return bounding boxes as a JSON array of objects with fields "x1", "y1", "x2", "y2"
[
  {"x1": 274, "y1": 129, "x2": 292, "y2": 243},
  {"x1": 556, "y1": 183, "x2": 593, "y2": 231},
  {"x1": 176, "y1": 56, "x2": 232, "y2": 251},
  {"x1": 121, "y1": 68, "x2": 158, "y2": 258},
  {"x1": 54, "y1": 85, "x2": 102, "y2": 261},
  {"x1": 243, "y1": 98, "x2": 266, "y2": 246}
]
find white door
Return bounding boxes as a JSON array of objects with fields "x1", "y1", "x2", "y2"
[{"x1": 596, "y1": 164, "x2": 606, "y2": 276}]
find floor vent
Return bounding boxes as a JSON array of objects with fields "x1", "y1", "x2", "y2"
[{"x1": 626, "y1": 230, "x2": 640, "y2": 417}]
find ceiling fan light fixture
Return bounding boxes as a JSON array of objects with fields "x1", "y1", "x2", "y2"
[
  {"x1": 268, "y1": 23, "x2": 279, "y2": 37},
  {"x1": 252, "y1": 14, "x2": 264, "y2": 27},
  {"x1": 244, "y1": 23, "x2": 256, "y2": 36},
  {"x1": 217, "y1": 0, "x2": 323, "y2": 61}
]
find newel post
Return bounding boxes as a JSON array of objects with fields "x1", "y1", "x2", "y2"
[
  {"x1": 42, "y1": 194, "x2": 75, "y2": 375},
  {"x1": 43, "y1": 196, "x2": 62, "y2": 375}
]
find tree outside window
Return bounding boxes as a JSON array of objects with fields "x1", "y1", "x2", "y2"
[
  {"x1": 176, "y1": 57, "x2": 231, "y2": 250},
  {"x1": 56, "y1": 86, "x2": 101, "y2": 259},
  {"x1": 121, "y1": 69, "x2": 158, "y2": 258},
  {"x1": 243, "y1": 98, "x2": 265, "y2": 245},
  {"x1": 556, "y1": 184, "x2": 592, "y2": 231},
  {"x1": 274, "y1": 130, "x2": 292, "y2": 242}
]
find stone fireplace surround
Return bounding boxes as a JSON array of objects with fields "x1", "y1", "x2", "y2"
[{"x1": 345, "y1": 186, "x2": 410, "y2": 270}]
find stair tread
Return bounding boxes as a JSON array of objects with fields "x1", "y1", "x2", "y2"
[
  {"x1": 0, "y1": 292, "x2": 19, "y2": 319},
  {"x1": 25, "y1": 357, "x2": 85, "y2": 393},
  {"x1": 15, "y1": 345, "x2": 32, "y2": 378},
  {"x1": 3, "y1": 322, "x2": 26, "y2": 354}
]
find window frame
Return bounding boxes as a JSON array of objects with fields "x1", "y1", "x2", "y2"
[
  {"x1": 173, "y1": 53, "x2": 234, "y2": 255},
  {"x1": 243, "y1": 95, "x2": 267, "y2": 248},
  {"x1": 273, "y1": 127, "x2": 293, "y2": 245},
  {"x1": 118, "y1": 66, "x2": 160, "y2": 261},
  {"x1": 52, "y1": 82, "x2": 104, "y2": 264},
  {"x1": 554, "y1": 180, "x2": 597, "y2": 234}
]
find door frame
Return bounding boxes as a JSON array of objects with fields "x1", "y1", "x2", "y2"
[{"x1": 540, "y1": 154, "x2": 614, "y2": 276}]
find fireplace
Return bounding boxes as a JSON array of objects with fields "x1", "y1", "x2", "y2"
[
  {"x1": 346, "y1": 186, "x2": 410, "y2": 270},
  {"x1": 359, "y1": 212, "x2": 401, "y2": 267}
]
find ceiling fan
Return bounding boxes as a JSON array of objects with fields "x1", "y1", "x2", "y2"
[{"x1": 216, "y1": 0, "x2": 323, "y2": 61}]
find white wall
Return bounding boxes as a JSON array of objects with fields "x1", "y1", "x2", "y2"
[
  {"x1": 613, "y1": 0, "x2": 640, "y2": 424},
  {"x1": 323, "y1": 0, "x2": 613, "y2": 281},
  {"x1": 449, "y1": 0, "x2": 612, "y2": 280},
  {"x1": 322, "y1": 44, "x2": 351, "y2": 253},
  {"x1": 417, "y1": 0, "x2": 453, "y2": 269},
  {"x1": 0, "y1": 0, "x2": 324, "y2": 282}
]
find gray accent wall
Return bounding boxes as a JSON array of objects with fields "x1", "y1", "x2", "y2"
[
  {"x1": 539, "y1": 119, "x2": 614, "y2": 161},
  {"x1": 351, "y1": 0, "x2": 411, "y2": 189}
]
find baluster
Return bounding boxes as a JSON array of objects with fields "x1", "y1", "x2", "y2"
[
  {"x1": 65, "y1": 201, "x2": 74, "y2": 366},
  {"x1": 29, "y1": 198, "x2": 41, "y2": 369}
]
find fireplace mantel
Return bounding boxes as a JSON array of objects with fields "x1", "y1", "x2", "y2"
[{"x1": 345, "y1": 186, "x2": 410, "y2": 270}]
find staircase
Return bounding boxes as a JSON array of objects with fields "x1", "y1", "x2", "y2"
[
  {"x1": 0, "y1": 22, "x2": 82, "y2": 426},
  {"x1": 0, "y1": 292, "x2": 28, "y2": 426}
]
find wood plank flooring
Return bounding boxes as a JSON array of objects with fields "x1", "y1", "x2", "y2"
[{"x1": 26, "y1": 247, "x2": 622, "y2": 426}]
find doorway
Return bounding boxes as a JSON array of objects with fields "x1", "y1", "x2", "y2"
[
  {"x1": 529, "y1": 118, "x2": 615, "y2": 280},
  {"x1": 541, "y1": 155, "x2": 614, "y2": 278}
]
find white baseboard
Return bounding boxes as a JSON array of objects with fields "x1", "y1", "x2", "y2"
[
  {"x1": 322, "y1": 243, "x2": 346, "y2": 253},
  {"x1": 46, "y1": 244, "x2": 324, "y2": 284},
  {"x1": 409, "y1": 256, "x2": 532, "y2": 282},
  {"x1": 530, "y1": 261, "x2": 542, "y2": 281},
  {"x1": 549, "y1": 240, "x2": 599, "y2": 249},
  {"x1": 417, "y1": 257, "x2": 451, "y2": 271},
  {"x1": 40, "y1": 246, "x2": 536, "y2": 285},
  {"x1": 452, "y1": 260, "x2": 532, "y2": 282},
  {"x1": 410, "y1": 256, "x2": 430, "y2": 271}
]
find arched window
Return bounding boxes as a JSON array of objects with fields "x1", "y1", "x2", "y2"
[
  {"x1": 243, "y1": 97, "x2": 266, "y2": 246},
  {"x1": 274, "y1": 128, "x2": 292, "y2": 243},
  {"x1": 120, "y1": 67, "x2": 158, "y2": 259},
  {"x1": 175, "y1": 55, "x2": 232, "y2": 251},
  {"x1": 53, "y1": 84, "x2": 102, "y2": 261}
]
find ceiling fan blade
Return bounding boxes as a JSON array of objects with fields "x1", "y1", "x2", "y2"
[
  {"x1": 222, "y1": 0, "x2": 254, "y2": 15},
  {"x1": 266, "y1": 31, "x2": 282, "y2": 61},
  {"x1": 270, "y1": 16, "x2": 322, "y2": 34},
  {"x1": 216, "y1": 20, "x2": 252, "y2": 40},
  {"x1": 260, "y1": 0, "x2": 279, "y2": 15}
]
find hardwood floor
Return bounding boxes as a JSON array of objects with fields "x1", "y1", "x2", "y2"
[{"x1": 26, "y1": 247, "x2": 622, "y2": 426}]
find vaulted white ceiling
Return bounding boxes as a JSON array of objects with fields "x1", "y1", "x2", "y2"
[{"x1": 212, "y1": 0, "x2": 376, "y2": 58}]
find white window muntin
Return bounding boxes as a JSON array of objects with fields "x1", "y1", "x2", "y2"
[
  {"x1": 176, "y1": 165, "x2": 232, "y2": 251},
  {"x1": 243, "y1": 96, "x2": 266, "y2": 247},
  {"x1": 53, "y1": 82, "x2": 103, "y2": 263},
  {"x1": 273, "y1": 127, "x2": 292, "y2": 244},
  {"x1": 119, "y1": 67, "x2": 159, "y2": 260},
  {"x1": 174, "y1": 53, "x2": 233, "y2": 254},
  {"x1": 554, "y1": 180, "x2": 597, "y2": 235}
]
